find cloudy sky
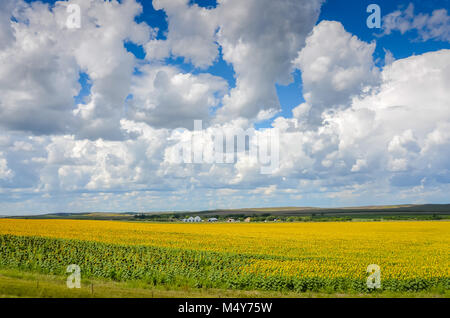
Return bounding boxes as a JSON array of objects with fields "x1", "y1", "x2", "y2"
[{"x1": 0, "y1": 0, "x2": 449, "y2": 215}]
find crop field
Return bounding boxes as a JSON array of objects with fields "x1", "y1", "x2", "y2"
[{"x1": 0, "y1": 219, "x2": 449, "y2": 295}]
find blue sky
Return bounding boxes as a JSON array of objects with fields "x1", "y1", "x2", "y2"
[{"x1": 0, "y1": 0, "x2": 449, "y2": 214}]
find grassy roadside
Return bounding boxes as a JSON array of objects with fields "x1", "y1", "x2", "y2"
[{"x1": 0, "y1": 269, "x2": 448, "y2": 298}]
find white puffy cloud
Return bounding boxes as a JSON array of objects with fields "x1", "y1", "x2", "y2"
[
  {"x1": 215, "y1": 0, "x2": 324, "y2": 123},
  {"x1": 0, "y1": 1, "x2": 81, "y2": 134},
  {"x1": 0, "y1": 0, "x2": 152, "y2": 139},
  {"x1": 145, "y1": 0, "x2": 219, "y2": 69},
  {"x1": 144, "y1": 0, "x2": 324, "y2": 123},
  {"x1": 1, "y1": 0, "x2": 323, "y2": 138},
  {"x1": 293, "y1": 21, "x2": 380, "y2": 125},
  {"x1": 67, "y1": 0, "x2": 152, "y2": 140},
  {"x1": 127, "y1": 65, "x2": 228, "y2": 129},
  {"x1": 4, "y1": 41, "x2": 449, "y2": 211},
  {"x1": 278, "y1": 48, "x2": 450, "y2": 191},
  {"x1": 36, "y1": 120, "x2": 171, "y2": 193},
  {"x1": 383, "y1": 3, "x2": 450, "y2": 42},
  {"x1": 0, "y1": 0, "x2": 20, "y2": 49},
  {"x1": 0, "y1": 0, "x2": 450, "y2": 214},
  {"x1": 0, "y1": 152, "x2": 13, "y2": 180}
]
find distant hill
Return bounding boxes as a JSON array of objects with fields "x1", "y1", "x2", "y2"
[
  {"x1": 3, "y1": 204, "x2": 450, "y2": 220},
  {"x1": 192, "y1": 204, "x2": 450, "y2": 217},
  {"x1": 3, "y1": 212, "x2": 136, "y2": 220}
]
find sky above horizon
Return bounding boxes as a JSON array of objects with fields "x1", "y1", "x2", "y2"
[{"x1": 0, "y1": 0, "x2": 449, "y2": 215}]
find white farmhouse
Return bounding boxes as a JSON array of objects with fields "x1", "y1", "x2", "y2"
[{"x1": 182, "y1": 216, "x2": 203, "y2": 222}]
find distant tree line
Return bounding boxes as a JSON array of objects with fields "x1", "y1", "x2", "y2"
[{"x1": 133, "y1": 212, "x2": 448, "y2": 223}]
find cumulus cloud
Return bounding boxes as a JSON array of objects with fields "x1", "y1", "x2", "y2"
[
  {"x1": 0, "y1": 152, "x2": 13, "y2": 180},
  {"x1": 0, "y1": 1, "x2": 449, "y2": 214},
  {"x1": 383, "y1": 3, "x2": 450, "y2": 42},
  {"x1": 293, "y1": 21, "x2": 380, "y2": 125},
  {"x1": 0, "y1": 0, "x2": 20, "y2": 49},
  {"x1": 144, "y1": 0, "x2": 324, "y2": 123},
  {"x1": 0, "y1": 0, "x2": 152, "y2": 139},
  {"x1": 277, "y1": 48, "x2": 450, "y2": 191},
  {"x1": 215, "y1": 0, "x2": 324, "y2": 123},
  {"x1": 127, "y1": 65, "x2": 228, "y2": 129},
  {"x1": 145, "y1": 0, "x2": 219, "y2": 69},
  {"x1": 35, "y1": 43, "x2": 450, "y2": 205},
  {"x1": 36, "y1": 120, "x2": 171, "y2": 193},
  {"x1": 1, "y1": 0, "x2": 323, "y2": 137},
  {"x1": 67, "y1": 0, "x2": 152, "y2": 140},
  {"x1": 0, "y1": 1, "x2": 81, "y2": 135}
]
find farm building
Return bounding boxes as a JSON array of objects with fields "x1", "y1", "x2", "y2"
[
  {"x1": 208, "y1": 218, "x2": 218, "y2": 222},
  {"x1": 182, "y1": 216, "x2": 203, "y2": 223},
  {"x1": 182, "y1": 216, "x2": 202, "y2": 223}
]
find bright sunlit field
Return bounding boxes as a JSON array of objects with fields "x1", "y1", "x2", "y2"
[{"x1": 0, "y1": 219, "x2": 448, "y2": 296}]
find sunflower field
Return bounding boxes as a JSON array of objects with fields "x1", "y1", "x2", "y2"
[{"x1": 0, "y1": 219, "x2": 448, "y2": 293}]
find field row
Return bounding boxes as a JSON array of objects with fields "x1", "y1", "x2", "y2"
[{"x1": 0, "y1": 234, "x2": 448, "y2": 293}]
